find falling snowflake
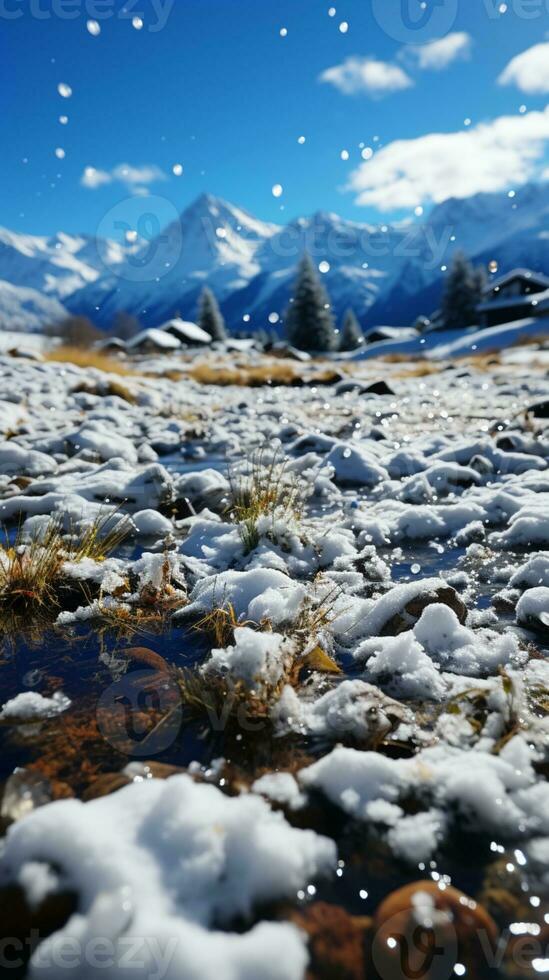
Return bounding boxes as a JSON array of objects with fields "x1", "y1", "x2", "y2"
[
  {"x1": 319, "y1": 261, "x2": 330, "y2": 274},
  {"x1": 339, "y1": 21, "x2": 348, "y2": 33},
  {"x1": 280, "y1": 27, "x2": 288, "y2": 37},
  {"x1": 132, "y1": 16, "x2": 144, "y2": 30},
  {"x1": 55, "y1": 147, "x2": 65, "y2": 159},
  {"x1": 272, "y1": 184, "x2": 283, "y2": 198},
  {"x1": 86, "y1": 20, "x2": 101, "y2": 36},
  {"x1": 172, "y1": 164, "x2": 183, "y2": 176},
  {"x1": 361, "y1": 147, "x2": 373, "y2": 160},
  {"x1": 57, "y1": 83, "x2": 72, "y2": 98},
  {"x1": 59, "y1": 116, "x2": 68, "y2": 125},
  {"x1": 268, "y1": 312, "x2": 280, "y2": 324},
  {"x1": 297, "y1": 136, "x2": 306, "y2": 144},
  {"x1": 340, "y1": 149, "x2": 349, "y2": 161}
]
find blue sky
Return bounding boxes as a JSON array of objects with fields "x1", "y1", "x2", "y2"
[{"x1": 2, "y1": 0, "x2": 549, "y2": 237}]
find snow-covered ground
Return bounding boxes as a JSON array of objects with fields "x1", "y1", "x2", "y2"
[{"x1": 0, "y1": 344, "x2": 548, "y2": 978}]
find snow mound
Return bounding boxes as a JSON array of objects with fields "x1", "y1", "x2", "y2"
[
  {"x1": 0, "y1": 691, "x2": 71, "y2": 721},
  {"x1": 2, "y1": 774, "x2": 336, "y2": 979}
]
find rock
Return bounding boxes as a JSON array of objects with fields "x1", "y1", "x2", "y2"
[
  {"x1": 527, "y1": 400, "x2": 549, "y2": 419},
  {"x1": 82, "y1": 771, "x2": 132, "y2": 801},
  {"x1": 382, "y1": 584, "x2": 467, "y2": 636},
  {"x1": 0, "y1": 884, "x2": 77, "y2": 973},
  {"x1": 0, "y1": 770, "x2": 52, "y2": 828},
  {"x1": 122, "y1": 646, "x2": 171, "y2": 673},
  {"x1": 364, "y1": 380, "x2": 395, "y2": 396},
  {"x1": 83, "y1": 761, "x2": 185, "y2": 801},
  {"x1": 372, "y1": 881, "x2": 497, "y2": 980}
]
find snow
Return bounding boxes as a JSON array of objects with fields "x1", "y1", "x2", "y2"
[
  {"x1": 185, "y1": 569, "x2": 307, "y2": 627},
  {"x1": 0, "y1": 691, "x2": 70, "y2": 721},
  {"x1": 324, "y1": 443, "x2": 388, "y2": 486},
  {"x1": 252, "y1": 772, "x2": 306, "y2": 809},
  {"x1": 516, "y1": 587, "x2": 549, "y2": 627},
  {"x1": 0, "y1": 442, "x2": 57, "y2": 477},
  {"x1": 0, "y1": 279, "x2": 68, "y2": 332},
  {"x1": 132, "y1": 509, "x2": 173, "y2": 537},
  {"x1": 1, "y1": 338, "x2": 549, "y2": 966},
  {"x1": 2, "y1": 774, "x2": 335, "y2": 979},
  {"x1": 160, "y1": 317, "x2": 211, "y2": 345},
  {"x1": 299, "y1": 735, "x2": 546, "y2": 861},
  {"x1": 273, "y1": 680, "x2": 410, "y2": 741},
  {"x1": 66, "y1": 424, "x2": 139, "y2": 464},
  {"x1": 127, "y1": 328, "x2": 182, "y2": 351},
  {"x1": 204, "y1": 627, "x2": 290, "y2": 689},
  {"x1": 357, "y1": 631, "x2": 447, "y2": 700}
]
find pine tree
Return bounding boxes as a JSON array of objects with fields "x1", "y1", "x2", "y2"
[
  {"x1": 198, "y1": 287, "x2": 227, "y2": 341},
  {"x1": 285, "y1": 254, "x2": 337, "y2": 352},
  {"x1": 441, "y1": 252, "x2": 484, "y2": 329},
  {"x1": 339, "y1": 308, "x2": 364, "y2": 351}
]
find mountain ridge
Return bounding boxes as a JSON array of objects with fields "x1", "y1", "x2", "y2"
[{"x1": 2, "y1": 184, "x2": 549, "y2": 333}]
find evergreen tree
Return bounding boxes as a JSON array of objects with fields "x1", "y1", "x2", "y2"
[
  {"x1": 285, "y1": 254, "x2": 337, "y2": 352},
  {"x1": 441, "y1": 252, "x2": 484, "y2": 329},
  {"x1": 198, "y1": 287, "x2": 227, "y2": 341},
  {"x1": 339, "y1": 308, "x2": 364, "y2": 351}
]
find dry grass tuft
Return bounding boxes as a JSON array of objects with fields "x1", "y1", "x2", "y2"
[
  {"x1": 68, "y1": 511, "x2": 132, "y2": 563},
  {"x1": 227, "y1": 446, "x2": 303, "y2": 552},
  {"x1": 188, "y1": 360, "x2": 341, "y2": 387},
  {"x1": 0, "y1": 523, "x2": 64, "y2": 614},
  {"x1": 44, "y1": 346, "x2": 134, "y2": 375},
  {"x1": 193, "y1": 601, "x2": 263, "y2": 648}
]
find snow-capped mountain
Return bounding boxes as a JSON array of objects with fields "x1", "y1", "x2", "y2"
[
  {"x1": 64, "y1": 194, "x2": 281, "y2": 328},
  {"x1": 0, "y1": 280, "x2": 67, "y2": 332},
  {"x1": 0, "y1": 228, "x2": 127, "y2": 300},
  {"x1": 2, "y1": 183, "x2": 549, "y2": 333}
]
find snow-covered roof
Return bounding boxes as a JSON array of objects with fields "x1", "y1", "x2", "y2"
[
  {"x1": 478, "y1": 287, "x2": 549, "y2": 314},
  {"x1": 160, "y1": 318, "x2": 211, "y2": 345},
  {"x1": 364, "y1": 325, "x2": 418, "y2": 341},
  {"x1": 127, "y1": 328, "x2": 181, "y2": 350},
  {"x1": 483, "y1": 268, "x2": 549, "y2": 295},
  {"x1": 95, "y1": 336, "x2": 127, "y2": 350}
]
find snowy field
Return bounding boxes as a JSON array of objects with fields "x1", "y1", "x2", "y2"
[{"x1": 0, "y1": 344, "x2": 548, "y2": 978}]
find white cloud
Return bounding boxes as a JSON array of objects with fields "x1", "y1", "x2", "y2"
[
  {"x1": 347, "y1": 107, "x2": 549, "y2": 210},
  {"x1": 81, "y1": 166, "x2": 111, "y2": 189},
  {"x1": 401, "y1": 32, "x2": 472, "y2": 71},
  {"x1": 498, "y1": 43, "x2": 549, "y2": 94},
  {"x1": 80, "y1": 162, "x2": 167, "y2": 190},
  {"x1": 319, "y1": 56, "x2": 413, "y2": 97}
]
